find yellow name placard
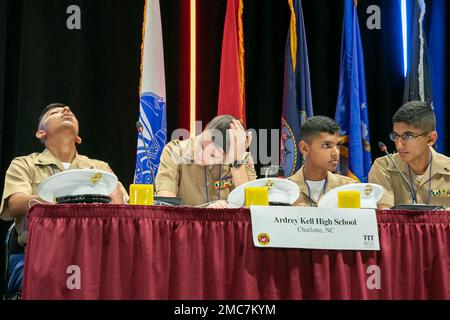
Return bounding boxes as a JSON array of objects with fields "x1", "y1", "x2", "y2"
[
  {"x1": 338, "y1": 191, "x2": 361, "y2": 209},
  {"x1": 129, "y1": 184, "x2": 154, "y2": 205},
  {"x1": 245, "y1": 187, "x2": 269, "y2": 207}
]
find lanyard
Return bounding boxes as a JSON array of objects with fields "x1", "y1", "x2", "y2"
[
  {"x1": 204, "y1": 165, "x2": 222, "y2": 204},
  {"x1": 303, "y1": 170, "x2": 328, "y2": 207},
  {"x1": 407, "y1": 153, "x2": 433, "y2": 205}
]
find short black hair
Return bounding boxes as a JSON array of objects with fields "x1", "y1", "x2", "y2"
[
  {"x1": 300, "y1": 116, "x2": 340, "y2": 142},
  {"x1": 38, "y1": 102, "x2": 68, "y2": 128},
  {"x1": 205, "y1": 115, "x2": 238, "y2": 153},
  {"x1": 392, "y1": 101, "x2": 436, "y2": 132}
]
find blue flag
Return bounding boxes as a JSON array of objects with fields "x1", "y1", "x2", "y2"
[
  {"x1": 134, "y1": 0, "x2": 167, "y2": 184},
  {"x1": 280, "y1": 0, "x2": 313, "y2": 177},
  {"x1": 429, "y1": 0, "x2": 446, "y2": 153},
  {"x1": 335, "y1": 0, "x2": 372, "y2": 183},
  {"x1": 403, "y1": 0, "x2": 445, "y2": 153}
]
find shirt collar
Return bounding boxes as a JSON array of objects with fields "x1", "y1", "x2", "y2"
[
  {"x1": 181, "y1": 137, "x2": 199, "y2": 163},
  {"x1": 429, "y1": 148, "x2": 450, "y2": 176},
  {"x1": 386, "y1": 147, "x2": 450, "y2": 176},
  {"x1": 292, "y1": 167, "x2": 309, "y2": 197},
  {"x1": 292, "y1": 167, "x2": 331, "y2": 200},
  {"x1": 35, "y1": 149, "x2": 79, "y2": 171}
]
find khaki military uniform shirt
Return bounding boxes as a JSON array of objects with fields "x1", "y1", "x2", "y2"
[
  {"x1": 155, "y1": 137, "x2": 257, "y2": 206},
  {"x1": 288, "y1": 167, "x2": 356, "y2": 207},
  {"x1": 0, "y1": 149, "x2": 128, "y2": 244},
  {"x1": 368, "y1": 148, "x2": 450, "y2": 207}
]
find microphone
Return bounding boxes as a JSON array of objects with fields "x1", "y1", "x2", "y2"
[
  {"x1": 378, "y1": 142, "x2": 417, "y2": 204},
  {"x1": 136, "y1": 121, "x2": 156, "y2": 184}
]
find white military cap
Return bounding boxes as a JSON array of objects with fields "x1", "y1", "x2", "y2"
[
  {"x1": 227, "y1": 178, "x2": 300, "y2": 208},
  {"x1": 38, "y1": 169, "x2": 118, "y2": 203},
  {"x1": 317, "y1": 183, "x2": 384, "y2": 209}
]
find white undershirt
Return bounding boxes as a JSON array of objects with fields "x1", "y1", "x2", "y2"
[
  {"x1": 61, "y1": 162, "x2": 71, "y2": 170},
  {"x1": 305, "y1": 179, "x2": 326, "y2": 202}
]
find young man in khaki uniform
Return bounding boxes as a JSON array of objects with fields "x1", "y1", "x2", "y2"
[
  {"x1": 155, "y1": 115, "x2": 257, "y2": 208},
  {"x1": 1, "y1": 103, "x2": 128, "y2": 245},
  {"x1": 0, "y1": 102, "x2": 128, "y2": 296},
  {"x1": 288, "y1": 116, "x2": 355, "y2": 207},
  {"x1": 369, "y1": 101, "x2": 450, "y2": 209}
]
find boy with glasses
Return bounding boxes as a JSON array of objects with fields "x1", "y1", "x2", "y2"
[{"x1": 369, "y1": 101, "x2": 450, "y2": 209}]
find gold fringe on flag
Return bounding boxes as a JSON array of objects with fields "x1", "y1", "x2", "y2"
[
  {"x1": 288, "y1": 0, "x2": 297, "y2": 71},
  {"x1": 238, "y1": 0, "x2": 246, "y2": 122},
  {"x1": 139, "y1": 0, "x2": 149, "y2": 96}
]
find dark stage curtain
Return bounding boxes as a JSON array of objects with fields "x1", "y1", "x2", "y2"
[
  {"x1": 0, "y1": 0, "x2": 448, "y2": 189},
  {"x1": 0, "y1": 0, "x2": 145, "y2": 189}
]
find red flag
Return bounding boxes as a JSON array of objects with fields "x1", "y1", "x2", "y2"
[{"x1": 217, "y1": 0, "x2": 246, "y2": 126}]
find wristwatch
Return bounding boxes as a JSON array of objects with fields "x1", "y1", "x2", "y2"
[{"x1": 229, "y1": 159, "x2": 245, "y2": 169}]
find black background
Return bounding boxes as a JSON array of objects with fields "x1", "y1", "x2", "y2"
[{"x1": 1, "y1": 0, "x2": 448, "y2": 190}]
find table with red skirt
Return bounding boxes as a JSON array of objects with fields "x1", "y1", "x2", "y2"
[{"x1": 21, "y1": 204, "x2": 450, "y2": 300}]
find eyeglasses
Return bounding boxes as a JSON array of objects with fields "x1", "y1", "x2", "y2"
[{"x1": 389, "y1": 132, "x2": 429, "y2": 142}]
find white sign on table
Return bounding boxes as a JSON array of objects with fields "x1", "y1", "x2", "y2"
[{"x1": 250, "y1": 206, "x2": 380, "y2": 251}]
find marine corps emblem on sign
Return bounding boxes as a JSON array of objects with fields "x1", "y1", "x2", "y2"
[
  {"x1": 90, "y1": 172, "x2": 103, "y2": 184},
  {"x1": 258, "y1": 233, "x2": 271, "y2": 246}
]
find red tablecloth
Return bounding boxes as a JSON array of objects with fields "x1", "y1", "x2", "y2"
[{"x1": 21, "y1": 204, "x2": 450, "y2": 300}]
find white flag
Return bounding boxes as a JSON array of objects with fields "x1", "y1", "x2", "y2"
[{"x1": 135, "y1": 0, "x2": 167, "y2": 184}]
